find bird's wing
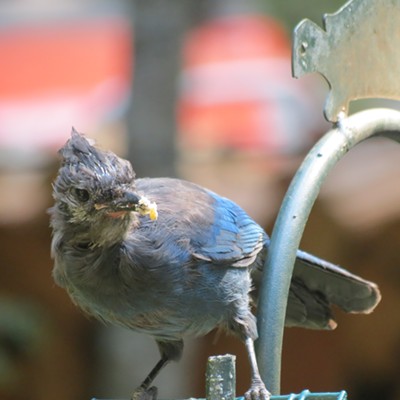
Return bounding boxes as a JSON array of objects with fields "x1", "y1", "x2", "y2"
[
  {"x1": 135, "y1": 178, "x2": 266, "y2": 269},
  {"x1": 192, "y1": 191, "x2": 266, "y2": 267}
]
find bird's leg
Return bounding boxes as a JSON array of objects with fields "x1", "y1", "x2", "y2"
[
  {"x1": 132, "y1": 340, "x2": 183, "y2": 400},
  {"x1": 131, "y1": 358, "x2": 169, "y2": 400},
  {"x1": 244, "y1": 337, "x2": 271, "y2": 400},
  {"x1": 140, "y1": 357, "x2": 170, "y2": 390}
]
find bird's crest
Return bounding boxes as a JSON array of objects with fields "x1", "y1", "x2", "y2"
[
  {"x1": 59, "y1": 127, "x2": 108, "y2": 169},
  {"x1": 57, "y1": 128, "x2": 136, "y2": 184}
]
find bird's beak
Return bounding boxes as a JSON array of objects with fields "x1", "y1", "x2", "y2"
[
  {"x1": 94, "y1": 191, "x2": 140, "y2": 212},
  {"x1": 95, "y1": 191, "x2": 158, "y2": 220},
  {"x1": 112, "y1": 191, "x2": 142, "y2": 211}
]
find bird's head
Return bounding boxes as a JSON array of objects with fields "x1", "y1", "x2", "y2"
[{"x1": 51, "y1": 129, "x2": 155, "y2": 232}]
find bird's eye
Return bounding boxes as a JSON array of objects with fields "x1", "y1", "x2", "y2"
[{"x1": 74, "y1": 188, "x2": 90, "y2": 202}]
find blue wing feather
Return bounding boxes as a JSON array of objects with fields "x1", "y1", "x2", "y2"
[
  {"x1": 193, "y1": 191, "x2": 266, "y2": 267},
  {"x1": 136, "y1": 177, "x2": 266, "y2": 268}
]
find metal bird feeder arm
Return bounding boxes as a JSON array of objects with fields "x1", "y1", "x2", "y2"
[
  {"x1": 256, "y1": 0, "x2": 400, "y2": 397},
  {"x1": 257, "y1": 108, "x2": 400, "y2": 396}
]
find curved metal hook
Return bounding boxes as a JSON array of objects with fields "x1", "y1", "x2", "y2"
[{"x1": 256, "y1": 108, "x2": 400, "y2": 394}]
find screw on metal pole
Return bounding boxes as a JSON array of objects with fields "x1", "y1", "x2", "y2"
[
  {"x1": 256, "y1": 108, "x2": 400, "y2": 396},
  {"x1": 292, "y1": 0, "x2": 400, "y2": 122}
]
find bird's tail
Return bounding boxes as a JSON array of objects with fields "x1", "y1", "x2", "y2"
[{"x1": 252, "y1": 243, "x2": 381, "y2": 330}]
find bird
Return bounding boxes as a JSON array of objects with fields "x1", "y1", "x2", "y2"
[{"x1": 50, "y1": 129, "x2": 381, "y2": 400}]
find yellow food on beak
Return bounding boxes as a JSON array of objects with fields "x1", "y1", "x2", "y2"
[{"x1": 137, "y1": 197, "x2": 158, "y2": 221}]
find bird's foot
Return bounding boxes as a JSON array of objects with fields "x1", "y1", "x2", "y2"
[
  {"x1": 131, "y1": 386, "x2": 158, "y2": 400},
  {"x1": 244, "y1": 379, "x2": 271, "y2": 400}
]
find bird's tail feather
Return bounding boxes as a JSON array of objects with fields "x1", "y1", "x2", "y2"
[
  {"x1": 252, "y1": 245, "x2": 381, "y2": 330},
  {"x1": 293, "y1": 249, "x2": 381, "y2": 315}
]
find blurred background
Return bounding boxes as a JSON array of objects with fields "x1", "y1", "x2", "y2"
[{"x1": 1, "y1": 0, "x2": 400, "y2": 399}]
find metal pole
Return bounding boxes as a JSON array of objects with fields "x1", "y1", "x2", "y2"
[{"x1": 256, "y1": 108, "x2": 400, "y2": 395}]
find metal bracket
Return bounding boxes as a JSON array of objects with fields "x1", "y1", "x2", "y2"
[{"x1": 292, "y1": 0, "x2": 400, "y2": 122}]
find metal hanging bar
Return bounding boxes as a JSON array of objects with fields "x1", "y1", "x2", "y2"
[{"x1": 256, "y1": 108, "x2": 400, "y2": 395}]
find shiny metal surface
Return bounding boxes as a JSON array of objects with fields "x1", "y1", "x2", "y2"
[{"x1": 292, "y1": 0, "x2": 400, "y2": 122}]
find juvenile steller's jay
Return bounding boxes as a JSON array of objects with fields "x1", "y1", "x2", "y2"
[{"x1": 50, "y1": 130, "x2": 381, "y2": 400}]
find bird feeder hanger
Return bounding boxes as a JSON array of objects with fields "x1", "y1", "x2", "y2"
[{"x1": 256, "y1": 0, "x2": 400, "y2": 398}]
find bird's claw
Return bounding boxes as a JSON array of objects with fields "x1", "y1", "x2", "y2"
[
  {"x1": 244, "y1": 381, "x2": 271, "y2": 400},
  {"x1": 131, "y1": 386, "x2": 158, "y2": 400}
]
